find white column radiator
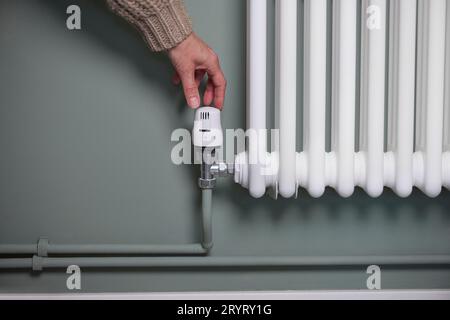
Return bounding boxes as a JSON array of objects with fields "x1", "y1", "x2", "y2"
[{"x1": 234, "y1": 0, "x2": 450, "y2": 198}]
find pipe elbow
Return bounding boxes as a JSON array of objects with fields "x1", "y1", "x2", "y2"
[{"x1": 201, "y1": 242, "x2": 213, "y2": 253}]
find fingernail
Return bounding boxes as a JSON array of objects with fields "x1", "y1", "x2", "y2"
[{"x1": 189, "y1": 97, "x2": 200, "y2": 108}]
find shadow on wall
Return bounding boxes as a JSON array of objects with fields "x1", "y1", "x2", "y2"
[
  {"x1": 214, "y1": 181, "x2": 450, "y2": 225},
  {"x1": 38, "y1": 0, "x2": 450, "y2": 227},
  {"x1": 41, "y1": 0, "x2": 187, "y2": 112}
]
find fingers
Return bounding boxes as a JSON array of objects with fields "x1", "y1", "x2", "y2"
[
  {"x1": 172, "y1": 70, "x2": 205, "y2": 98},
  {"x1": 170, "y1": 47, "x2": 226, "y2": 109},
  {"x1": 172, "y1": 73, "x2": 181, "y2": 85},
  {"x1": 195, "y1": 70, "x2": 206, "y2": 86},
  {"x1": 203, "y1": 78, "x2": 214, "y2": 106},
  {"x1": 179, "y1": 70, "x2": 200, "y2": 109},
  {"x1": 205, "y1": 54, "x2": 227, "y2": 109},
  {"x1": 211, "y1": 72, "x2": 226, "y2": 109}
]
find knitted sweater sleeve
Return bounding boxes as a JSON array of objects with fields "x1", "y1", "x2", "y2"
[{"x1": 106, "y1": 0, "x2": 193, "y2": 52}]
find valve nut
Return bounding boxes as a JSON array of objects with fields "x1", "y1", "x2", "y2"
[{"x1": 198, "y1": 178, "x2": 216, "y2": 189}]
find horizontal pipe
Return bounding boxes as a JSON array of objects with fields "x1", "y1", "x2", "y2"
[
  {"x1": 0, "y1": 245, "x2": 37, "y2": 255},
  {"x1": 51, "y1": 244, "x2": 208, "y2": 255},
  {"x1": 1, "y1": 255, "x2": 450, "y2": 270},
  {"x1": 0, "y1": 244, "x2": 208, "y2": 256}
]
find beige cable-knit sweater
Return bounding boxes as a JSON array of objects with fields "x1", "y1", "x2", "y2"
[{"x1": 107, "y1": 0, "x2": 193, "y2": 52}]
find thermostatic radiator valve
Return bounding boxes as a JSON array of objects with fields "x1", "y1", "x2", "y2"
[{"x1": 192, "y1": 107, "x2": 233, "y2": 189}]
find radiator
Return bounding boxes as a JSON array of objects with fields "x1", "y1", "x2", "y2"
[{"x1": 234, "y1": 0, "x2": 450, "y2": 198}]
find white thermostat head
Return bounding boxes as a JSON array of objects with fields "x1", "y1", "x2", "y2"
[{"x1": 192, "y1": 107, "x2": 223, "y2": 148}]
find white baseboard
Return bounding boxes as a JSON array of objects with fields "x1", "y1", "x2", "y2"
[{"x1": 1, "y1": 290, "x2": 449, "y2": 300}]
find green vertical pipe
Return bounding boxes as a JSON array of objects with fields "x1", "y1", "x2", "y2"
[{"x1": 201, "y1": 189, "x2": 213, "y2": 250}]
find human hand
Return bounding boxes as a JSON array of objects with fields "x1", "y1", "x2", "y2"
[{"x1": 168, "y1": 33, "x2": 227, "y2": 109}]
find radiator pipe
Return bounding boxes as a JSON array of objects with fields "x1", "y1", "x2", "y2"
[
  {"x1": 277, "y1": 0, "x2": 298, "y2": 198},
  {"x1": 0, "y1": 244, "x2": 207, "y2": 256},
  {"x1": 247, "y1": 0, "x2": 268, "y2": 198},
  {"x1": 201, "y1": 189, "x2": 213, "y2": 250},
  {"x1": 0, "y1": 189, "x2": 213, "y2": 257},
  {"x1": 1, "y1": 255, "x2": 450, "y2": 270}
]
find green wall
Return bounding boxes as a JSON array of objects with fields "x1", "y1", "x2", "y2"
[{"x1": 0, "y1": 0, "x2": 449, "y2": 292}]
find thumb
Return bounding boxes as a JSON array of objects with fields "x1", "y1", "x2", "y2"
[{"x1": 179, "y1": 70, "x2": 200, "y2": 108}]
